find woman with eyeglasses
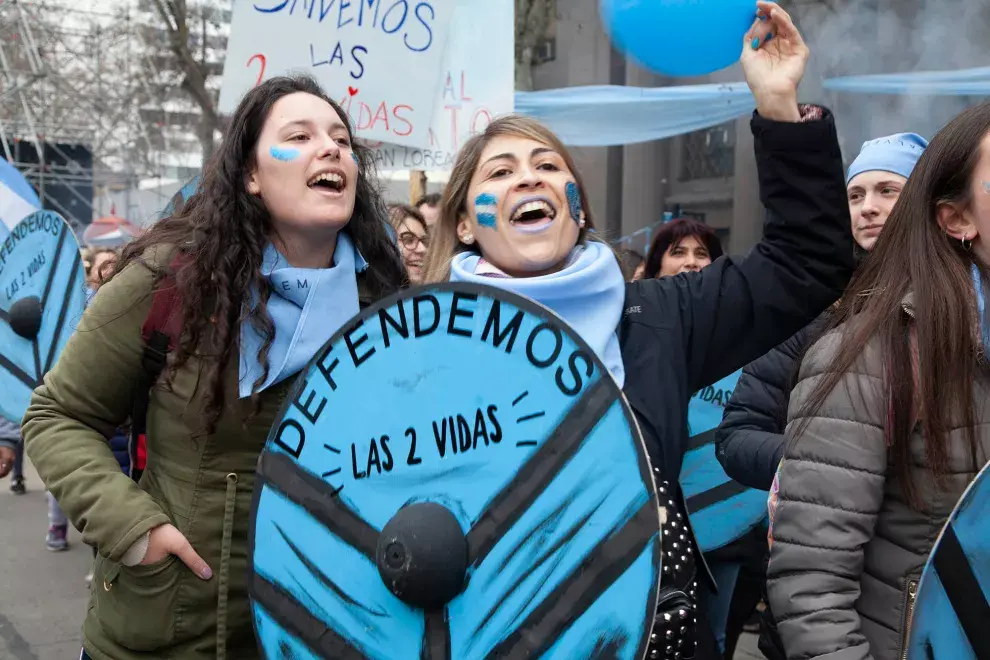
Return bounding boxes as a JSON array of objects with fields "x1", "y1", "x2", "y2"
[{"x1": 392, "y1": 204, "x2": 430, "y2": 283}]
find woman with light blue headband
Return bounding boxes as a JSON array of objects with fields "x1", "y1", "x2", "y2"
[
  {"x1": 845, "y1": 132, "x2": 929, "y2": 251},
  {"x1": 767, "y1": 103, "x2": 990, "y2": 660},
  {"x1": 713, "y1": 130, "x2": 928, "y2": 659}
]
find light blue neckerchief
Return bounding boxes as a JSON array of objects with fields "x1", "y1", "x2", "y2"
[
  {"x1": 449, "y1": 241, "x2": 627, "y2": 387},
  {"x1": 972, "y1": 263, "x2": 990, "y2": 353},
  {"x1": 239, "y1": 233, "x2": 367, "y2": 398}
]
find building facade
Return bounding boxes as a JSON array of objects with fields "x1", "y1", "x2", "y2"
[{"x1": 529, "y1": 0, "x2": 990, "y2": 254}]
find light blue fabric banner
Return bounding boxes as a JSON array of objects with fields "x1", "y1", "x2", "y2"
[
  {"x1": 513, "y1": 66, "x2": 990, "y2": 148},
  {"x1": 514, "y1": 83, "x2": 756, "y2": 147},
  {"x1": 824, "y1": 66, "x2": 990, "y2": 95}
]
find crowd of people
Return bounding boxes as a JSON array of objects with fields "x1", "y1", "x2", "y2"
[{"x1": 4, "y1": 2, "x2": 989, "y2": 659}]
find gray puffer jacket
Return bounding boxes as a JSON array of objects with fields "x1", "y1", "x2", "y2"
[{"x1": 766, "y1": 317, "x2": 990, "y2": 660}]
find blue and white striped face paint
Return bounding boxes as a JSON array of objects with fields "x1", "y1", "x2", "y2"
[
  {"x1": 475, "y1": 193, "x2": 498, "y2": 230},
  {"x1": 461, "y1": 134, "x2": 583, "y2": 276}
]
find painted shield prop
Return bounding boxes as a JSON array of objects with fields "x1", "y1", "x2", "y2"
[
  {"x1": 680, "y1": 370, "x2": 767, "y2": 553},
  {"x1": 0, "y1": 211, "x2": 85, "y2": 423},
  {"x1": 249, "y1": 283, "x2": 663, "y2": 660},
  {"x1": 906, "y1": 460, "x2": 990, "y2": 660}
]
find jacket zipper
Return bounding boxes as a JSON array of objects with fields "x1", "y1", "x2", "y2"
[{"x1": 901, "y1": 578, "x2": 918, "y2": 660}]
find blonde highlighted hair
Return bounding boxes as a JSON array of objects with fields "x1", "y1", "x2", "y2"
[{"x1": 421, "y1": 114, "x2": 599, "y2": 282}]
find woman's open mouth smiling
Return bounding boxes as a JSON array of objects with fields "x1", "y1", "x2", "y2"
[
  {"x1": 307, "y1": 170, "x2": 347, "y2": 197},
  {"x1": 509, "y1": 196, "x2": 557, "y2": 234}
]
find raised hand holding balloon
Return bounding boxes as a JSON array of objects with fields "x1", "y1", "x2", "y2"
[
  {"x1": 0, "y1": 211, "x2": 86, "y2": 423},
  {"x1": 599, "y1": 0, "x2": 756, "y2": 77},
  {"x1": 740, "y1": 1, "x2": 809, "y2": 122},
  {"x1": 249, "y1": 283, "x2": 663, "y2": 659}
]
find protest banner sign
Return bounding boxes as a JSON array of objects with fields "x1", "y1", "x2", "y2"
[
  {"x1": 367, "y1": 0, "x2": 514, "y2": 171},
  {"x1": 219, "y1": 0, "x2": 458, "y2": 149},
  {"x1": 249, "y1": 283, "x2": 662, "y2": 659},
  {"x1": 0, "y1": 211, "x2": 86, "y2": 423}
]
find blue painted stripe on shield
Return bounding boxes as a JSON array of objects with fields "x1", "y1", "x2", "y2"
[
  {"x1": 484, "y1": 501, "x2": 658, "y2": 659},
  {"x1": 452, "y1": 399, "x2": 657, "y2": 657},
  {"x1": 466, "y1": 376, "x2": 614, "y2": 565},
  {"x1": 680, "y1": 369, "x2": 768, "y2": 552},
  {"x1": 251, "y1": 576, "x2": 366, "y2": 659},
  {"x1": 909, "y1": 462, "x2": 990, "y2": 659},
  {"x1": 252, "y1": 484, "x2": 424, "y2": 659},
  {"x1": 543, "y1": 541, "x2": 657, "y2": 659},
  {"x1": 252, "y1": 577, "x2": 365, "y2": 657},
  {"x1": 932, "y1": 524, "x2": 990, "y2": 657}
]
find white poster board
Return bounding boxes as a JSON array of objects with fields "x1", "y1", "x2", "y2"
[
  {"x1": 219, "y1": 0, "x2": 457, "y2": 149},
  {"x1": 364, "y1": 0, "x2": 515, "y2": 171}
]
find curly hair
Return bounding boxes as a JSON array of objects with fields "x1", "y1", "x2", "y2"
[{"x1": 114, "y1": 75, "x2": 404, "y2": 431}]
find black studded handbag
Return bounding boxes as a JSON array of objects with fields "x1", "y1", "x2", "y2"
[
  {"x1": 649, "y1": 476, "x2": 699, "y2": 660},
  {"x1": 648, "y1": 587, "x2": 697, "y2": 660}
]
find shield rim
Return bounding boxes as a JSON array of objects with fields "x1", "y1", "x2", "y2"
[{"x1": 247, "y1": 280, "x2": 663, "y2": 660}]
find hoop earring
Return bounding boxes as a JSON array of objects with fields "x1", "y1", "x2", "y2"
[{"x1": 962, "y1": 235, "x2": 973, "y2": 252}]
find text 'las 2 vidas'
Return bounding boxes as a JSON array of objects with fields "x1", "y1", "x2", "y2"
[{"x1": 271, "y1": 291, "x2": 600, "y2": 487}]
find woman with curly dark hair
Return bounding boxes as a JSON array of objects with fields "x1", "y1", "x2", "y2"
[{"x1": 22, "y1": 75, "x2": 404, "y2": 660}]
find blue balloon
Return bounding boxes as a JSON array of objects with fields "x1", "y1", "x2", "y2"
[{"x1": 600, "y1": 0, "x2": 756, "y2": 78}]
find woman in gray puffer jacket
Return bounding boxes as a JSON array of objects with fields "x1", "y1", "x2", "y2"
[{"x1": 767, "y1": 102, "x2": 990, "y2": 660}]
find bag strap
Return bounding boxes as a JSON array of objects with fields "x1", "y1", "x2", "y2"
[{"x1": 130, "y1": 254, "x2": 188, "y2": 480}]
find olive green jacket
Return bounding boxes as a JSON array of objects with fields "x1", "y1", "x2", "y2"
[{"x1": 24, "y1": 246, "x2": 378, "y2": 660}]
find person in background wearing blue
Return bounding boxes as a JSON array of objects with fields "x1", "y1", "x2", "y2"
[{"x1": 713, "y1": 131, "x2": 928, "y2": 659}]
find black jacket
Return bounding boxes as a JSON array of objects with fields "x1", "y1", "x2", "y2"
[
  {"x1": 713, "y1": 316, "x2": 827, "y2": 491},
  {"x1": 616, "y1": 109, "x2": 853, "y2": 595}
]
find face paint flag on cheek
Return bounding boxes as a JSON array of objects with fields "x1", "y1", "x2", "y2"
[
  {"x1": 565, "y1": 182, "x2": 583, "y2": 226},
  {"x1": 249, "y1": 283, "x2": 664, "y2": 660},
  {"x1": 0, "y1": 211, "x2": 86, "y2": 423},
  {"x1": 475, "y1": 193, "x2": 498, "y2": 230},
  {"x1": 906, "y1": 458, "x2": 990, "y2": 660}
]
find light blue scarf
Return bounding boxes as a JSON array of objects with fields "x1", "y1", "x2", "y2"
[
  {"x1": 449, "y1": 241, "x2": 627, "y2": 386},
  {"x1": 239, "y1": 233, "x2": 368, "y2": 398}
]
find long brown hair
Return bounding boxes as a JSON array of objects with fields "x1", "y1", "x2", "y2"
[
  {"x1": 799, "y1": 103, "x2": 990, "y2": 504},
  {"x1": 422, "y1": 115, "x2": 598, "y2": 282},
  {"x1": 114, "y1": 75, "x2": 403, "y2": 431}
]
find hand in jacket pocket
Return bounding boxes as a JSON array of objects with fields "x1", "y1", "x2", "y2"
[{"x1": 142, "y1": 523, "x2": 213, "y2": 580}]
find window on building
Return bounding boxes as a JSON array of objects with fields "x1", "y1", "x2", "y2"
[{"x1": 679, "y1": 121, "x2": 736, "y2": 181}]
